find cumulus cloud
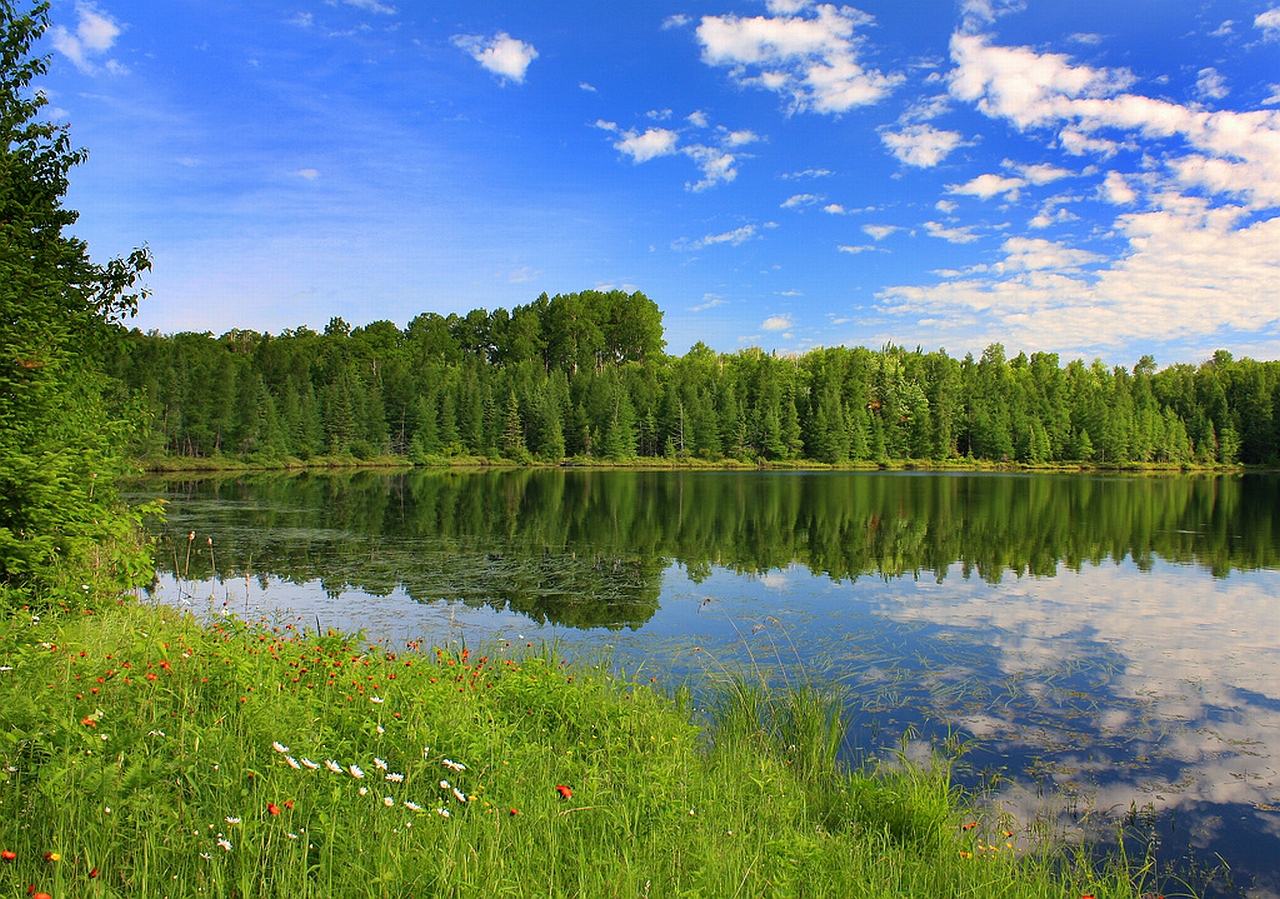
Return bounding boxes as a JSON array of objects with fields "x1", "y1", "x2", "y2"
[
  {"x1": 880, "y1": 124, "x2": 964, "y2": 167},
  {"x1": 51, "y1": 2, "x2": 124, "y2": 75},
  {"x1": 948, "y1": 172, "x2": 1027, "y2": 201},
  {"x1": 949, "y1": 33, "x2": 1280, "y2": 209},
  {"x1": 695, "y1": 0, "x2": 903, "y2": 114},
  {"x1": 923, "y1": 220, "x2": 983, "y2": 243},
  {"x1": 683, "y1": 144, "x2": 740, "y2": 191},
  {"x1": 451, "y1": 32, "x2": 538, "y2": 84},
  {"x1": 761, "y1": 314, "x2": 794, "y2": 331},
  {"x1": 1256, "y1": 7, "x2": 1280, "y2": 40},
  {"x1": 880, "y1": 199, "x2": 1280, "y2": 354},
  {"x1": 1098, "y1": 170, "x2": 1136, "y2": 205},
  {"x1": 823, "y1": 203, "x2": 847, "y2": 214},
  {"x1": 1195, "y1": 67, "x2": 1229, "y2": 102},
  {"x1": 599, "y1": 114, "x2": 757, "y2": 191},
  {"x1": 612, "y1": 127, "x2": 680, "y2": 163}
]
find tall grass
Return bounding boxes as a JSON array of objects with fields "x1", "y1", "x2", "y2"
[{"x1": 0, "y1": 601, "x2": 1161, "y2": 898}]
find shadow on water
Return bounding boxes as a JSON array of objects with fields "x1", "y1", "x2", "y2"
[{"x1": 129, "y1": 468, "x2": 1280, "y2": 898}]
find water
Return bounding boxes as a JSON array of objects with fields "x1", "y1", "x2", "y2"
[{"x1": 129, "y1": 468, "x2": 1280, "y2": 897}]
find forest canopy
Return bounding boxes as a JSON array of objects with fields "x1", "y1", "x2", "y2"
[{"x1": 109, "y1": 295, "x2": 1280, "y2": 467}]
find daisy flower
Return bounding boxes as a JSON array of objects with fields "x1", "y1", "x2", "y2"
[
  {"x1": 325, "y1": 760, "x2": 343, "y2": 773},
  {"x1": 272, "y1": 741, "x2": 290, "y2": 754}
]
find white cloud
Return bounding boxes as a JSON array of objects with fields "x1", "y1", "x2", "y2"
[
  {"x1": 686, "y1": 110, "x2": 709, "y2": 128},
  {"x1": 647, "y1": 108, "x2": 674, "y2": 120},
  {"x1": 923, "y1": 220, "x2": 983, "y2": 243},
  {"x1": 691, "y1": 295, "x2": 726, "y2": 311},
  {"x1": 996, "y1": 237, "x2": 1101, "y2": 272},
  {"x1": 675, "y1": 225, "x2": 759, "y2": 251},
  {"x1": 683, "y1": 144, "x2": 739, "y2": 191},
  {"x1": 823, "y1": 203, "x2": 846, "y2": 214},
  {"x1": 451, "y1": 32, "x2": 538, "y2": 84},
  {"x1": 1098, "y1": 170, "x2": 1136, "y2": 205},
  {"x1": 781, "y1": 193, "x2": 821, "y2": 208},
  {"x1": 879, "y1": 200, "x2": 1280, "y2": 355},
  {"x1": 722, "y1": 129, "x2": 760, "y2": 147},
  {"x1": 51, "y1": 2, "x2": 124, "y2": 75},
  {"x1": 781, "y1": 167, "x2": 833, "y2": 179},
  {"x1": 838, "y1": 244, "x2": 875, "y2": 254},
  {"x1": 1028, "y1": 206, "x2": 1076, "y2": 229},
  {"x1": 662, "y1": 14, "x2": 691, "y2": 30},
  {"x1": 695, "y1": 1, "x2": 903, "y2": 114},
  {"x1": 602, "y1": 116, "x2": 755, "y2": 191},
  {"x1": 880, "y1": 124, "x2": 964, "y2": 167},
  {"x1": 862, "y1": 224, "x2": 899, "y2": 240},
  {"x1": 579, "y1": 82, "x2": 597, "y2": 93},
  {"x1": 297, "y1": 168, "x2": 320, "y2": 180},
  {"x1": 613, "y1": 127, "x2": 679, "y2": 163},
  {"x1": 949, "y1": 33, "x2": 1134, "y2": 129},
  {"x1": 958, "y1": 0, "x2": 1026, "y2": 30},
  {"x1": 950, "y1": 33, "x2": 1280, "y2": 209},
  {"x1": 935, "y1": 199, "x2": 958, "y2": 215},
  {"x1": 1256, "y1": 7, "x2": 1280, "y2": 39},
  {"x1": 342, "y1": 0, "x2": 396, "y2": 13},
  {"x1": 948, "y1": 172, "x2": 1026, "y2": 201},
  {"x1": 761, "y1": 314, "x2": 794, "y2": 331},
  {"x1": 1195, "y1": 67, "x2": 1229, "y2": 102},
  {"x1": 1007, "y1": 160, "x2": 1072, "y2": 185}
]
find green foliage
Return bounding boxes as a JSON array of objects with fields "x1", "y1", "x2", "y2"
[
  {"x1": 0, "y1": 1, "x2": 154, "y2": 608},
  {"x1": 0, "y1": 602, "x2": 1155, "y2": 898}
]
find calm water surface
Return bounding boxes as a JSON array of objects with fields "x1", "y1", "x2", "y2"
[{"x1": 132, "y1": 469, "x2": 1280, "y2": 898}]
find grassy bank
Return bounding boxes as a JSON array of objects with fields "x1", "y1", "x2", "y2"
[{"x1": 1, "y1": 602, "x2": 1153, "y2": 898}]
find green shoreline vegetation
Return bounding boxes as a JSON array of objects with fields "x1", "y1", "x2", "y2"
[
  {"x1": 1, "y1": 600, "x2": 1157, "y2": 899},
  {"x1": 0, "y1": 2, "x2": 1228, "y2": 895}
]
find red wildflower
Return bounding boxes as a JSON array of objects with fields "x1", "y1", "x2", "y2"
[
  {"x1": 1, "y1": 850, "x2": 14, "y2": 860},
  {"x1": 267, "y1": 803, "x2": 280, "y2": 816},
  {"x1": 81, "y1": 717, "x2": 96, "y2": 728},
  {"x1": 284, "y1": 799, "x2": 294, "y2": 809},
  {"x1": 554, "y1": 785, "x2": 573, "y2": 799},
  {"x1": 90, "y1": 867, "x2": 99, "y2": 878}
]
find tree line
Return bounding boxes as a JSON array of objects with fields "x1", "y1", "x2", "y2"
[{"x1": 109, "y1": 294, "x2": 1280, "y2": 467}]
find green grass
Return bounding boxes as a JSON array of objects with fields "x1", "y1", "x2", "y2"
[{"x1": 0, "y1": 601, "x2": 1157, "y2": 898}]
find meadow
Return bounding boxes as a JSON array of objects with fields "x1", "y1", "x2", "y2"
[{"x1": 0, "y1": 600, "x2": 1157, "y2": 898}]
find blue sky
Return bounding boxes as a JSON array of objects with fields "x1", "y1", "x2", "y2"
[{"x1": 37, "y1": 0, "x2": 1280, "y2": 363}]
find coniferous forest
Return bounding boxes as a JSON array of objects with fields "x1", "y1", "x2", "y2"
[{"x1": 108, "y1": 289, "x2": 1280, "y2": 467}]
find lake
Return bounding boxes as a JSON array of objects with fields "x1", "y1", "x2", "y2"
[{"x1": 131, "y1": 468, "x2": 1280, "y2": 898}]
